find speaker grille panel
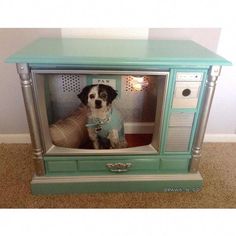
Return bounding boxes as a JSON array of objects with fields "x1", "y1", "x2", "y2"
[
  {"x1": 165, "y1": 127, "x2": 192, "y2": 152},
  {"x1": 61, "y1": 74, "x2": 81, "y2": 93},
  {"x1": 125, "y1": 76, "x2": 150, "y2": 92},
  {"x1": 169, "y1": 112, "x2": 195, "y2": 127}
]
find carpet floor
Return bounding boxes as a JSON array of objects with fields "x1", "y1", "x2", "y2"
[{"x1": 0, "y1": 143, "x2": 235, "y2": 208}]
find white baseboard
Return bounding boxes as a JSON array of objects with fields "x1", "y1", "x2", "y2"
[
  {"x1": 1, "y1": 132, "x2": 236, "y2": 144},
  {"x1": 0, "y1": 134, "x2": 31, "y2": 143},
  {"x1": 204, "y1": 134, "x2": 236, "y2": 142}
]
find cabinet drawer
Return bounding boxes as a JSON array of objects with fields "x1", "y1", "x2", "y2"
[
  {"x1": 79, "y1": 159, "x2": 160, "y2": 173},
  {"x1": 45, "y1": 158, "x2": 160, "y2": 175}
]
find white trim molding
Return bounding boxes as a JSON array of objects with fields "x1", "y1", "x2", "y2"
[
  {"x1": 204, "y1": 134, "x2": 236, "y2": 142},
  {"x1": 0, "y1": 133, "x2": 31, "y2": 143}
]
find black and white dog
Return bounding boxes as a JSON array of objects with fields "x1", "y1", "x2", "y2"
[{"x1": 78, "y1": 84, "x2": 127, "y2": 149}]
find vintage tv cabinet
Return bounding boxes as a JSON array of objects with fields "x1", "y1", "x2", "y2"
[{"x1": 6, "y1": 38, "x2": 231, "y2": 194}]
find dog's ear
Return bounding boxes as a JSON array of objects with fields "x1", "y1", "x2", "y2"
[
  {"x1": 106, "y1": 85, "x2": 118, "y2": 104},
  {"x1": 77, "y1": 85, "x2": 94, "y2": 105}
]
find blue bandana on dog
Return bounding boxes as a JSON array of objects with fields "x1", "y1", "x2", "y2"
[{"x1": 85, "y1": 108, "x2": 125, "y2": 140}]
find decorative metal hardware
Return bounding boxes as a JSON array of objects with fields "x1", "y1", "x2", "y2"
[{"x1": 106, "y1": 163, "x2": 132, "y2": 173}]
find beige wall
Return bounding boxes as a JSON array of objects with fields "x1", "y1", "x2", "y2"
[
  {"x1": 148, "y1": 28, "x2": 221, "y2": 52},
  {"x1": 206, "y1": 28, "x2": 236, "y2": 135},
  {"x1": 0, "y1": 29, "x2": 61, "y2": 133},
  {"x1": 61, "y1": 28, "x2": 148, "y2": 39}
]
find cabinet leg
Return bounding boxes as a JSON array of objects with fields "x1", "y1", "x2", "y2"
[{"x1": 190, "y1": 66, "x2": 221, "y2": 173}]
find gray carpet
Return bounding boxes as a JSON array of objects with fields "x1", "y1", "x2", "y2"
[{"x1": 0, "y1": 143, "x2": 235, "y2": 208}]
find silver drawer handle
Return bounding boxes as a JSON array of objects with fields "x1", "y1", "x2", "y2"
[{"x1": 106, "y1": 163, "x2": 132, "y2": 173}]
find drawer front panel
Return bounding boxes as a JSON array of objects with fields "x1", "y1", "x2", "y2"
[
  {"x1": 165, "y1": 127, "x2": 192, "y2": 152},
  {"x1": 45, "y1": 158, "x2": 160, "y2": 175},
  {"x1": 44, "y1": 156, "x2": 191, "y2": 175},
  {"x1": 169, "y1": 112, "x2": 195, "y2": 127},
  {"x1": 172, "y1": 81, "x2": 201, "y2": 108},
  {"x1": 79, "y1": 159, "x2": 160, "y2": 173}
]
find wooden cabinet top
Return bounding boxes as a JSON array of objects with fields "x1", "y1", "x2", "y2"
[{"x1": 6, "y1": 38, "x2": 231, "y2": 67}]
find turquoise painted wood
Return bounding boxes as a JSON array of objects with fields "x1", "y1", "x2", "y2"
[
  {"x1": 44, "y1": 155, "x2": 191, "y2": 176},
  {"x1": 6, "y1": 38, "x2": 231, "y2": 66},
  {"x1": 159, "y1": 159, "x2": 189, "y2": 172},
  {"x1": 162, "y1": 68, "x2": 208, "y2": 155},
  {"x1": 7, "y1": 38, "x2": 231, "y2": 194},
  {"x1": 160, "y1": 69, "x2": 179, "y2": 154},
  {"x1": 31, "y1": 177, "x2": 202, "y2": 195},
  {"x1": 46, "y1": 160, "x2": 78, "y2": 173}
]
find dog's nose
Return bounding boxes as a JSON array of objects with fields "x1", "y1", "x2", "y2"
[{"x1": 95, "y1": 100, "x2": 102, "y2": 107}]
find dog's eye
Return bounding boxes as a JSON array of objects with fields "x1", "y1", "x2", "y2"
[
  {"x1": 89, "y1": 94, "x2": 95, "y2": 99},
  {"x1": 100, "y1": 92, "x2": 107, "y2": 100}
]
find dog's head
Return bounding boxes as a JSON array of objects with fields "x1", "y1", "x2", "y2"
[{"x1": 78, "y1": 84, "x2": 118, "y2": 109}]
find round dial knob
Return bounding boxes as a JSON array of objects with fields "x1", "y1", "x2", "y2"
[{"x1": 182, "y1": 88, "x2": 191, "y2": 97}]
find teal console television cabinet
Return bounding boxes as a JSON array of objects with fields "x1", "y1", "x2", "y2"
[{"x1": 6, "y1": 38, "x2": 231, "y2": 194}]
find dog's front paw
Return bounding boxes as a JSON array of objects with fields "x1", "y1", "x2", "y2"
[
  {"x1": 111, "y1": 141, "x2": 120, "y2": 149},
  {"x1": 87, "y1": 128, "x2": 100, "y2": 149},
  {"x1": 92, "y1": 141, "x2": 100, "y2": 149},
  {"x1": 119, "y1": 139, "x2": 128, "y2": 148},
  {"x1": 108, "y1": 129, "x2": 120, "y2": 149}
]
